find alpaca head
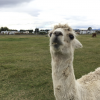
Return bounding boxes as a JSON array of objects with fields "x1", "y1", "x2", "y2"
[{"x1": 49, "y1": 24, "x2": 83, "y2": 55}]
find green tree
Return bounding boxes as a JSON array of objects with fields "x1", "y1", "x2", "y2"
[
  {"x1": 27, "y1": 30, "x2": 33, "y2": 33},
  {"x1": 35, "y1": 28, "x2": 39, "y2": 34},
  {"x1": 0, "y1": 27, "x2": 9, "y2": 31},
  {"x1": 88, "y1": 27, "x2": 92, "y2": 31}
]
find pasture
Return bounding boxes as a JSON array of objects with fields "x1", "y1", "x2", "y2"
[{"x1": 0, "y1": 35, "x2": 100, "y2": 100}]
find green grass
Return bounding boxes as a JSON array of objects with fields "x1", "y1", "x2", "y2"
[
  {"x1": 0, "y1": 35, "x2": 100, "y2": 100},
  {"x1": 74, "y1": 35, "x2": 100, "y2": 79}
]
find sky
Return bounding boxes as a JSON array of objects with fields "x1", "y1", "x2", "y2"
[{"x1": 0, "y1": 0, "x2": 100, "y2": 30}]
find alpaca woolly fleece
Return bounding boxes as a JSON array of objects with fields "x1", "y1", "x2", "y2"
[{"x1": 49, "y1": 24, "x2": 100, "y2": 100}]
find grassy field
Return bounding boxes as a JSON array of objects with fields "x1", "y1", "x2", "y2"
[{"x1": 0, "y1": 35, "x2": 100, "y2": 100}]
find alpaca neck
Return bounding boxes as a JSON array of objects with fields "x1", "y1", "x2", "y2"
[
  {"x1": 51, "y1": 51, "x2": 78, "y2": 100},
  {"x1": 51, "y1": 52, "x2": 76, "y2": 86}
]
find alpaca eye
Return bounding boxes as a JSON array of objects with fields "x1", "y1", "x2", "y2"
[
  {"x1": 68, "y1": 28, "x2": 70, "y2": 31},
  {"x1": 50, "y1": 32, "x2": 52, "y2": 37},
  {"x1": 69, "y1": 34, "x2": 74, "y2": 40}
]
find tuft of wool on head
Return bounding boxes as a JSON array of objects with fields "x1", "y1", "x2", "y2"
[{"x1": 53, "y1": 23, "x2": 73, "y2": 31}]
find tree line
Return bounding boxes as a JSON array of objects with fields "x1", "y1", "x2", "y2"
[
  {"x1": 0, "y1": 27, "x2": 17, "y2": 32},
  {"x1": 0, "y1": 27, "x2": 33, "y2": 33},
  {"x1": 0, "y1": 27, "x2": 51, "y2": 35}
]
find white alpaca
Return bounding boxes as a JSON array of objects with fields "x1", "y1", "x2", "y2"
[{"x1": 48, "y1": 24, "x2": 100, "y2": 100}]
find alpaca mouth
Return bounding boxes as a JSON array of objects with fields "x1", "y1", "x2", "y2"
[
  {"x1": 52, "y1": 42, "x2": 58, "y2": 48},
  {"x1": 52, "y1": 42, "x2": 62, "y2": 48},
  {"x1": 52, "y1": 42, "x2": 58, "y2": 45},
  {"x1": 52, "y1": 42, "x2": 58, "y2": 47},
  {"x1": 52, "y1": 37, "x2": 62, "y2": 47}
]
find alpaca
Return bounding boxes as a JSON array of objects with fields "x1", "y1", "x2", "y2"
[
  {"x1": 92, "y1": 33, "x2": 96, "y2": 37},
  {"x1": 48, "y1": 24, "x2": 100, "y2": 100}
]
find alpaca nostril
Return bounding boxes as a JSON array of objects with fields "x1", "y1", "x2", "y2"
[
  {"x1": 69, "y1": 34, "x2": 74, "y2": 40},
  {"x1": 54, "y1": 31, "x2": 63, "y2": 36}
]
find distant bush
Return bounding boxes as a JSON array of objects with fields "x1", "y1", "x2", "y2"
[
  {"x1": 96, "y1": 31, "x2": 100, "y2": 34},
  {"x1": 15, "y1": 33, "x2": 34, "y2": 35},
  {"x1": 39, "y1": 32, "x2": 48, "y2": 35},
  {"x1": 15, "y1": 33, "x2": 23, "y2": 35}
]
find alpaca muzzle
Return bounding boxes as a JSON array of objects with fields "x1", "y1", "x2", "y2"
[{"x1": 52, "y1": 36, "x2": 62, "y2": 48}]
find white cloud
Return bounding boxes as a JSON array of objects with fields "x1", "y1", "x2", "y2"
[
  {"x1": 0, "y1": 0, "x2": 100, "y2": 30},
  {"x1": 0, "y1": 12, "x2": 36, "y2": 30},
  {"x1": 0, "y1": 0, "x2": 33, "y2": 7}
]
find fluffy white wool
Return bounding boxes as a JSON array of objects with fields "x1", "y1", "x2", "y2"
[{"x1": 49, "y1": 24, "x2": 100, "y2": 100}]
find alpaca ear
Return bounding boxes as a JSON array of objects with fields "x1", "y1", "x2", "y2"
[{"x1": 72, "y1": 39, "x2": 83, "y2": 49}]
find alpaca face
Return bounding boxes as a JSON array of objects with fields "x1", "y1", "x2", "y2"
[
  {"x1": 49, "y1": 25, "x2": 83, "y2": 54},
  {"x1": 49, "y1": 28, "x2": 74, "y2": 53},
  {"x1": 49, "y1": 28, "x2": 64, "y2": 49}
]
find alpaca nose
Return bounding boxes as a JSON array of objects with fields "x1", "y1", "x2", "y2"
[{"x1": 54, "y1": 31, "x2": 63, "y2": 36}]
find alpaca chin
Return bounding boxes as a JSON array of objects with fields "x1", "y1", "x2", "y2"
[{"x1": 50, "y1": 45, "x2": 62, "y2": 54}]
